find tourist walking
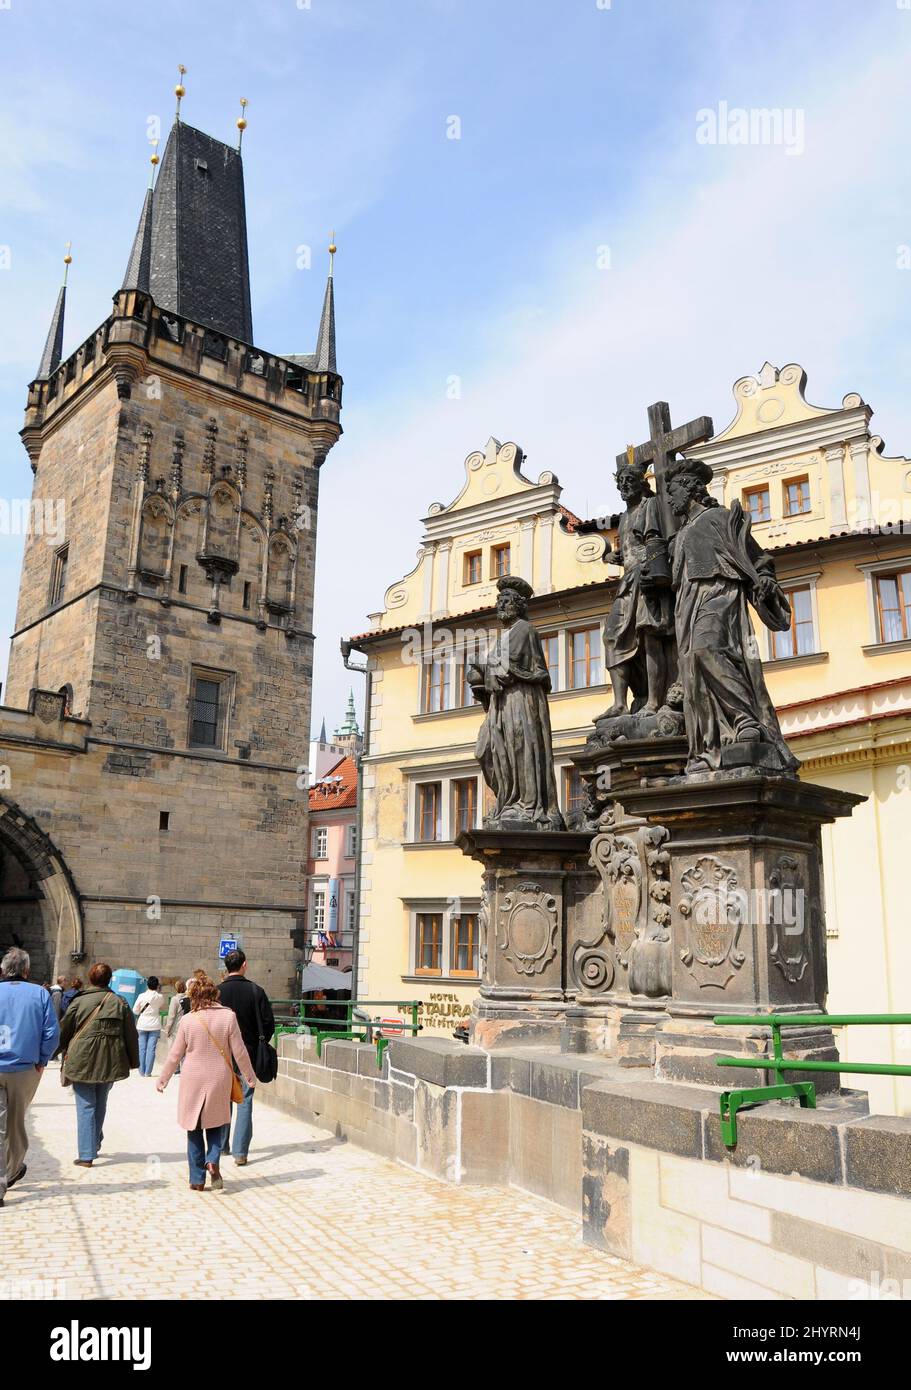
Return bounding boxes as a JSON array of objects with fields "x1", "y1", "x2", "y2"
[
  {"x1": 59, "y1": 976, "x2": 83, "y2": 1016},
  {"x1": 164, "y1": 979, "x2": 187, "y2": 1045},
  {"x1": 216, "y1": 948, "x2": 275, "y2": 1166},
  {"x1": 0, "y1": 948, "x2": 59, "y2": 1207},
  {"x1": 58, "y1": 962, "x2": 139, "y2": 1167},
  {"x1": 157, "y1": 973, "x2": 256, "y2": 1192},
  {"x1": 134, "y1": 975, "x2": 164, "y2": 1076},
  {"x1": 49, "y1": 975, "x2": 68, "y2": 1020}
]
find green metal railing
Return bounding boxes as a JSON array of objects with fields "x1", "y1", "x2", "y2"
[
  {"x1": 713, "y1": 1013, "x2": 911, "y2": 1146},
  {"x1": 270, "y1": 998, "x2": 422, "y2": 1071}
]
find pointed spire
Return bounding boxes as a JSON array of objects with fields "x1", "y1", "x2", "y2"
[
  {"x1": 122, "y1": 185, "x2": 154, "y2": 293},
  {"x1": 148, "y1": 118, "x2": 253, "y2": 341},
  {"x1": 335, "y1": 688, "x2": 360, "y2": 738},
  {"x1": 313, "y1": 235, "x2": 337, "y2": 374},
  {"x1": 36, "y1": 245, "x2": 71, "y2": 380},
  {"x1": 318, "y1": 717, "x2": 327, "y2": 743}
]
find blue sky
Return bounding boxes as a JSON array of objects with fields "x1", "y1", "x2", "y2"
[{"x1": 2, "y1": 0, "x2": 911, "y2": 737}]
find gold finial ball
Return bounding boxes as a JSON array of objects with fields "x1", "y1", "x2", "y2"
[
  {"x1": 329, "y1": 241, "x2": 337, "y2": 255},
  {"x1": 237, "y1": 117, "x2": 248, "y2": 131},
  {"x1": 63, "y1": 253, "x2": 73, "y2": 266},
  {"x1": 175, "y1": 84, "x2": 186, "y2": 98},
  {"x1": 151, "y1": 152, "x2": 160, "y2": 166}
]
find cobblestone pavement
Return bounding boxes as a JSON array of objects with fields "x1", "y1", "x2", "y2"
[{"x1": 2, "y1": 1065, "x2": 709, "y2": 1301}]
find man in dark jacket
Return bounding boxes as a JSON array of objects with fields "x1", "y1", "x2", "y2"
[{"x1": 217, "y1": 949, "x2": 274, "y2": 1166}]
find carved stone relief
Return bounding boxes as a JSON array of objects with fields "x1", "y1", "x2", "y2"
[
  {"x1": 768, "y1": 852, "x2": 808, "y2": 985},
  {"x1": 678, "y1": 855, "x2": 747, "y2": 989},
  {"x1": 497, "y1": 881, "x2": 559, "y2": 977},
  {"x1": 582, "y1": 824, "x2": 672, "y2": 998}
]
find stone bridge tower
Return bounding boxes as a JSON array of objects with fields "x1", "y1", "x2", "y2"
[{"x1": 1, "y1": 110, "x2": 341, "y2": 990}]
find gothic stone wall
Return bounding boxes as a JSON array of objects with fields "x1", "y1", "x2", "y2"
[{"x1": 0, "y1": 710, "x2": 305, "y2": 993}]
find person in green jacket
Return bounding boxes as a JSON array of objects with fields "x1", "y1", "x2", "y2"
[{"x1": 58, "y1": 962, "x2": 140, "y2": 1166}]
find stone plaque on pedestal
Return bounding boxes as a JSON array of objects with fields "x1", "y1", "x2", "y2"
[
  {"x1": 456, "y1": 829, "x2": 592, "y2": 1049},
  {"x1": 622, "y1": 773, "x2": 864, "y2": 1089}
]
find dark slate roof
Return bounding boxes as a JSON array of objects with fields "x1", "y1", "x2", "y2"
[
  {"x1": 148, "y1": 121, "x2": 253, "y2": 342},
  {"x1": 286, "y1": 269, "x2": 337, "y2": 374},
  {"x1": 121, "y1": 186, "x2": 153, "y2": 293},
  {"x1": 36, "y1": 284, "x2": 66, "y2": 380},
  {"x1": 312, "y1": 272, "x2": 336, "y2": 373}
]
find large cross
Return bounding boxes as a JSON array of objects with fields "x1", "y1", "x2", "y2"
[{"x1": 618, "y1": 401, "x2": 714, "y2": 538}]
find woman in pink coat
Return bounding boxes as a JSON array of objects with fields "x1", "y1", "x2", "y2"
[{"x1": 157, "y1": 974, "x2": 256, "y2": 1191}]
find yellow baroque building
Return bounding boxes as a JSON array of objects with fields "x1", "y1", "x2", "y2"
[{"x1": 348, "y1": 368, "x2": 911, "y2": 1114}]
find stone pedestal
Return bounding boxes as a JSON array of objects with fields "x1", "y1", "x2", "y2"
[
  {"x1": 564, "y1": 735, "x2": 688, "y2": 1063},
  {"x1": 621, "y1": 773, "x2": 864, "y2": 1091},
  {"x1": 456, "y1": 829, "x2": 592, "y2": 1049}
]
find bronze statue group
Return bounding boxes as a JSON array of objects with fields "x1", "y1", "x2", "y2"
[{"x1": 467, "y1": 430, "x2": 797, "y2": 831}]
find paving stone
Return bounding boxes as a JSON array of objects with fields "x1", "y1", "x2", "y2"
[{"x1": 0, "y1": 1065, "x2": 706, "y2": 1301}]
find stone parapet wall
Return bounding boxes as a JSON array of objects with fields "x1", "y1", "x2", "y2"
[{"x1": 263, "y1": 1033, "x2": 911, "y2": 1299}]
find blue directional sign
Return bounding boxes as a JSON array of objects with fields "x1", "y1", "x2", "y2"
[{"x1": 218, "y1": 937, "x2": 239, "y2": 960}]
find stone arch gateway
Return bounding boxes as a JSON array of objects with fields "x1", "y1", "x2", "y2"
[{"x1": 0, "y1": 795, "x2": 84, "y2": 981}]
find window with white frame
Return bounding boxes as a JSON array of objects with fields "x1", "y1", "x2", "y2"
[
  {"x1": 312, "y1": 826, "x2": 328, "y2": 859},
  {"x1": 562, "y1": 766, "x2": 584, "y2": 817},
  {"x1": 421, "y1": 658, "x2": 451, "y2": 713},
  {"x1": 416, "y1": 782, "x2": 443, "y2": 841},
  {"x1": 452, "y1": 777, "x2": 478, "y2": 834},
  {"x1": 344, "y1": 823, "x2": 357, "y2": 858},
  {"x1": 770, "y1": 584, "x2": 818, "y2": 659},
  {"x1": 541, "y1": 632, "x2": 560, "y2": 691},
  {"x1": 345, "y1": 888, "x2": 357, "y2": 934},
  {"x1": 874, "y1": 567, "x2": 911, "y2": 644},
  {"x1": 312, "y1": 887, "x2": 326, "y2": 933},
  {"x1": 451, "y1": 913, "x2": 480, "y2": 976},
  {"x1": 569, "y1": 626, "x2": 602, "y2": 688},
  {"x1": 406, "y1": 900, "x2": 482, "y2": 979},
  {"x1": 409, "y1": 771, "x2": 481, "y2": 843}
]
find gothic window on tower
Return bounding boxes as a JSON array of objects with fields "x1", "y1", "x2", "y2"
[
  {"x1": 49, "y1": 545, "x2": 69, "y2": 607},
  {"x1": 188, "y1": 668, "x2": 233, "y2": 752},
  {"x1": 743, "y1": 484, "x2": 771, "y2": 523}
]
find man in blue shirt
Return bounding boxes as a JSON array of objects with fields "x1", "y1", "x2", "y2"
[{"x1": 0, "y1": 946, "x2": 59, "y2": 1206}]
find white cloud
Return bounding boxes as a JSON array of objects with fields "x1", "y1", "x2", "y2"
[{"x1": 311, "y1": 34, "x2": 911, "y2": 729}]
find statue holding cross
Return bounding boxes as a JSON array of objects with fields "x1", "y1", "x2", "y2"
[{"x1": 597, "y1": 402, "x2": 713, "y2": 732}]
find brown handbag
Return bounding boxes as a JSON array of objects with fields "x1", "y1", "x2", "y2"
[
  {"x1": 60, "y1": 1002, "x2": 104, "y2": 1086},
  {"x1": 198, "y1": 1016, "x2": 245, "y2": 1104}
]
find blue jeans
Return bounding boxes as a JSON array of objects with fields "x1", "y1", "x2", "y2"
[
  {"x1": 223, "y1": 1076, "x2": 254, "y2": 1158},
  {"x1": 72, "y1": 1081, "x2": 112, "y2": 1161},
  {"x1": 187, "y1": 1123, "x2": 229, "y2": 1185},
  {"x1": 138, "y1": 1031, "x2": 159, "y2": 1076}
]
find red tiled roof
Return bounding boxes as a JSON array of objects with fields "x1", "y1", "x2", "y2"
[{"x1": 309, "y1": 754, "x2": 358, "y2": 810}]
